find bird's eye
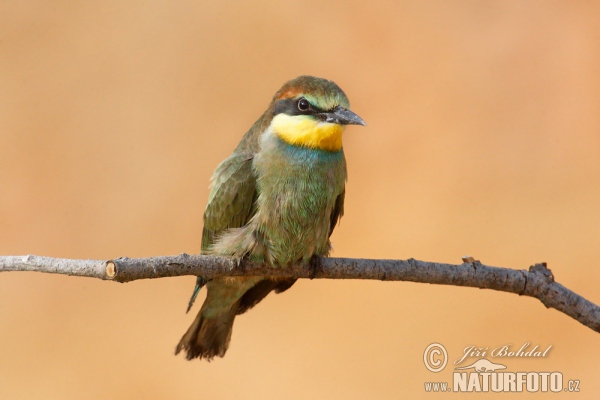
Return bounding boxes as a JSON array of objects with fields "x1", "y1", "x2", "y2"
[{"x1": 297, "y1": 98, "x2": 310, "y2": 111}]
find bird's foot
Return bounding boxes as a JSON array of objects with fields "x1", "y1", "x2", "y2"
[{"x1": 229, "y1": 256, "x2": 243, "y2": 271}]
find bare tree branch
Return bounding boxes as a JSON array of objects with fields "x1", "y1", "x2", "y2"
[{"x1": 1, "y1": 254, "x2": 598, "y2": 334}]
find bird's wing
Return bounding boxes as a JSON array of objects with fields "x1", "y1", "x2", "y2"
[
  {"x1": 329, "y1": 187, "x2": 345, "y2": 237},
  {"x1": 186, "y1": 152, "x2": 257, "y2": 313},
  {"x1": 201, "y1": 152, "x2": 257, "y2": 252}
]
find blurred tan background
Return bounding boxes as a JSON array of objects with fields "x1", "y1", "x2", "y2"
[{"x1": 1, "y1": 1, "x2": 599, "y2": 398}]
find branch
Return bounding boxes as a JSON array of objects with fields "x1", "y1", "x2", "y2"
[{"x1": 1, "y1": 254, "x2": 598, "y2": 334}]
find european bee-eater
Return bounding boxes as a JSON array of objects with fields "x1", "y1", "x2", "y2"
[{"x1": 176, "y1": 76, "x2": 366, "y2": 360}]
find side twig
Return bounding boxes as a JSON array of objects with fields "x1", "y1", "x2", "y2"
[{"x1": 0, "y1": 254, "x2": 598, "y2": 334}]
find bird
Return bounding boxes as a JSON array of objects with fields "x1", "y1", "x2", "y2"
[{"x1": 175, "y1": 75, "x2": 366, "y2": 360}]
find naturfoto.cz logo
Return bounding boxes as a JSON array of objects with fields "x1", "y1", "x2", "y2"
[{"x1": 423, "y1": 342, "x2": 580, "y2": 393}]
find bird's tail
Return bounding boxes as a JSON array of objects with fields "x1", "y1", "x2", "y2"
[
  {"x1": 185, "y1": 276, "x2": 208, "y2": 314},
  {"x1": 176, "y1": 276, "x2": 291, "y2": 360},
  {"x1": 175, "y1": 301, "x2": 238, "y2": 360}
]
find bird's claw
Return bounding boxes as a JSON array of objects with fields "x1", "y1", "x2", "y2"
[{"x1": 230, "y1": 256, "x2": 243, "y2": 271}]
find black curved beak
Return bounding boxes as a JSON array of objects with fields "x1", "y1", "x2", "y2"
[{"x1": 320, "y1": 106, "x2": 366, "y2": 126}]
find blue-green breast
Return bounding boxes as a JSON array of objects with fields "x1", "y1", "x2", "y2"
[{"x1": 252, "y1": 129, "x2": 347, "y2": 265}]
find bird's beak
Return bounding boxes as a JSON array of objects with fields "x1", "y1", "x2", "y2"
[{"x1": 321, "y1": 106, "x2": 366, "y2": 126}]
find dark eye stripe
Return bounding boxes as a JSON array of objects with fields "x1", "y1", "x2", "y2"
[{"x1": 273, "y1": 98, "x2": 325, "y2": 117}]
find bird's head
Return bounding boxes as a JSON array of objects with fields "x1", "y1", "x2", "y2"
[{"x1": 268, "y1": 76, "x2": 366, "y2": 152}]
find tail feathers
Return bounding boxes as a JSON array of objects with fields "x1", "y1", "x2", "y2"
[
  {"x1": 176, "y1": 277, "x2": 294, "y2": 360},
  {"x1": 185, "y1": 277, "x2": 208, "y2": 314},
  {"x1": 175, "y1": 302, "x2": 238, "y2": 360}
]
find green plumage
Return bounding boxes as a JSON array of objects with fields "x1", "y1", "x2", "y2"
[{"x1": 176, "y1": 76, "x2": 364, "y2": 360}]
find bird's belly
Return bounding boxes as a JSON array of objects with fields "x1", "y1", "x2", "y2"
[
  {"x1": 257, "y1": 175, "x2": 333, "y2": 264},
  {"x1": 252, "y1": 140, "x2": 346, "y2": 265}
]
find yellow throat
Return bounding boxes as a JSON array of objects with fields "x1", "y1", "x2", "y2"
[{"x1": 271, "y1": 114, "x2": 344, "y2": 152}]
